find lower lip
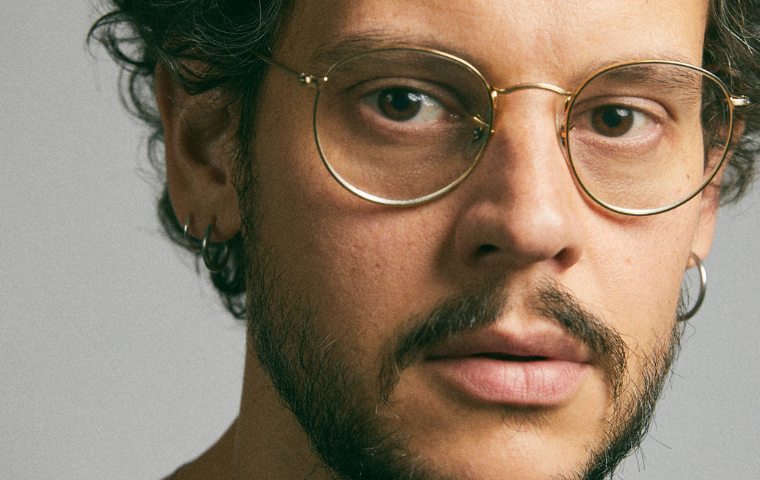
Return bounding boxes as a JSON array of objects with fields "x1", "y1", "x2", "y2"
[{"x1": 427, "y1": 356, "x2": 591, "y2": 406}]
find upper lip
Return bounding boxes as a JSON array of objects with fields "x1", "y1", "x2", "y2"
[{"x1": 424, "y1": 321, "x2": 593, "y2": 364}]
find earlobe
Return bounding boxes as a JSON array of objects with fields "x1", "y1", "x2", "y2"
[{"x1": 155, "y1": 63, "x2": 241, "y2": 242}]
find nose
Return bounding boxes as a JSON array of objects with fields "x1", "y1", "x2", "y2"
[{"x1": 453, "y1": 89, "x2": 585, "y2": 273}]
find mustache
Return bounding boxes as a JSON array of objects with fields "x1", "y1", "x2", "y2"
[{"x1": 378, "y1": 278, "x2": 628, "y2": 401}]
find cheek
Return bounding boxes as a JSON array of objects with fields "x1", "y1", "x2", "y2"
[
  {"x1": 583, "y1": 207, "x2": 697, "y2": 351},
  {"x1": 259, "y1": 208, "x2": 453, "y2": 367}
]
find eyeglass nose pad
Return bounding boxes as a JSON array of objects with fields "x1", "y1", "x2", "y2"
[
  {"x1": 559, "y1": 120, "x2": 575, "y2": 148},
  {"x1": 557, "y1": 94, "x2": 574, "y2": 148},
  {"x1": 471, "y1": 115, "x2": 494, "y2": 140}
]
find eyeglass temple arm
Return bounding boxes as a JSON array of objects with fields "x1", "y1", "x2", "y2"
[{"x1": 251, "y1": 51, "x2": 326, "y2": 88}]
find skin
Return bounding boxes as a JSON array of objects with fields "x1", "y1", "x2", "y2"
[{"x1": 157, "y1": 0, "x2": 720, "y2": 478}]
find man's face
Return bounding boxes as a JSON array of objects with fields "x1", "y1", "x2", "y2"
[{"x1": 242, "y1": 0, "x2": 712, "y2": 478}]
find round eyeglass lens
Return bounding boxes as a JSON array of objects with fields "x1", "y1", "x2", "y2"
[
  {"x1": 314, "y1": 49, "x2": 494, "y2": 204},
  {"x1": 565, "y1": 62, "x2": 733, "y2": 214}
]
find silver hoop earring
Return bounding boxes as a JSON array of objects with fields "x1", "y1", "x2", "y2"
[
  {"x1": 680, "y1": 252, "x2": 707, "y2": 321},
  {"x1": 202, "y1": 223, "x2": 231, "y2": 272},
  {"x1": 183, "y1": 215, "x2": 203, "y2": 253}
]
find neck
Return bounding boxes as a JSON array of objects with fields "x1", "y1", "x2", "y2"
[{"x1": 171, "y1": 339, "x2": 332, "y2": 480}]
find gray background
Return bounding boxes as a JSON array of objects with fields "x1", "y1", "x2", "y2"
[{"x1": 1, "y1": 2, "x2": 758, "y2": 479}]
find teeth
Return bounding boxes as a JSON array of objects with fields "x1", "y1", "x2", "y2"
[{"x1": 474, "y1": 353, "x2": 547, "y2": 361}]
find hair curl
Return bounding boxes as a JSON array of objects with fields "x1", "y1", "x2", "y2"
[{"x1": 89, "y1": 0, "x2": 760, "y2": 320}]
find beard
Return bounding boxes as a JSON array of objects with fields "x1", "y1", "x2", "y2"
[{"x1": 238, "y1": 193, "x2": 682, "y2": 480}]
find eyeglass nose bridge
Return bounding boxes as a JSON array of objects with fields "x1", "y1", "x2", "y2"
[
  {"x1": 492, "y1": 82, "x2": 573, "y2": 109},
  {"x1": 483, "y1": 83, "x2": 574, "y2": 139}
]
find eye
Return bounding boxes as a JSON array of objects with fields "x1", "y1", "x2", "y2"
[
  {"x1": 584, "y1": 104, "x2": 657, "y2": 139},
  {"x1": 363, "y1": 87, "x2": 447, "y2": 124}
]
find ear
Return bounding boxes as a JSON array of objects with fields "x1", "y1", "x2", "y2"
[
  {"x1": 689, "y1": 117, "x2": 745, "y2": 266},
  {"x1": 155, "y1": 63, "x2": 241, "y2": 241}
]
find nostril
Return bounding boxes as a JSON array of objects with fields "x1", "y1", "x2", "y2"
[{"x1": 477, "y1": 244, "x2": 499, "y2": 255}]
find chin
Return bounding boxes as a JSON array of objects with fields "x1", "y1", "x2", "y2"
[{"x1": 375, "y1": 367, "x2": 617, "y2": 480}]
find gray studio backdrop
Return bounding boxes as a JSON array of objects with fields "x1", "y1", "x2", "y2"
[{"x1": 2, "y1": 2, "x2": 758, "y2": 479}]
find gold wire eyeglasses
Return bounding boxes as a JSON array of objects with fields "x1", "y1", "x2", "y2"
[{"x1": 253, "y1": 47, "x2": 750, "y2": 215}]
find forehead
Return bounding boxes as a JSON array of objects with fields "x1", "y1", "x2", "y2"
[{"x1": 279, "y1": 0, "x2": 709, "y2": 85}]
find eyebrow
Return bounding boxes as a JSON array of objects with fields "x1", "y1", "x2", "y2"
[
  {"x1": 596, "y1": 62, "x2": 705, "y2": 87},
  {"x1": 306, "y1": 31, "x2": 450, "y2": 71},
  {"x1": 580, "y1": 53, "x2": 700, "y2": 74},
  {"x1": 560, "y1": 52, "x2": 703, "y2": 89},
  {"x1": 305, "y1": 31, "x2": 702, "y2": 87}
]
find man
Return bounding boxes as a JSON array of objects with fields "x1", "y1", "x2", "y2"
[{"x1": 90, "y1": 0, "x2": 759, "y2": 479}]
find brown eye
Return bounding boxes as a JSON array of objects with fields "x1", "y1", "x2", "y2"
[
  {"x1": 377, "y1": 88, "x2": 423, "y2": 121},
  {"x1": 591, "y1": 106, "x2": 634, "y2": 137}
]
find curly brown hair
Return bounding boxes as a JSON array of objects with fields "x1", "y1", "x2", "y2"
[{"x1": 89, "y1": 0, "x2": 760, "y2": 320}]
